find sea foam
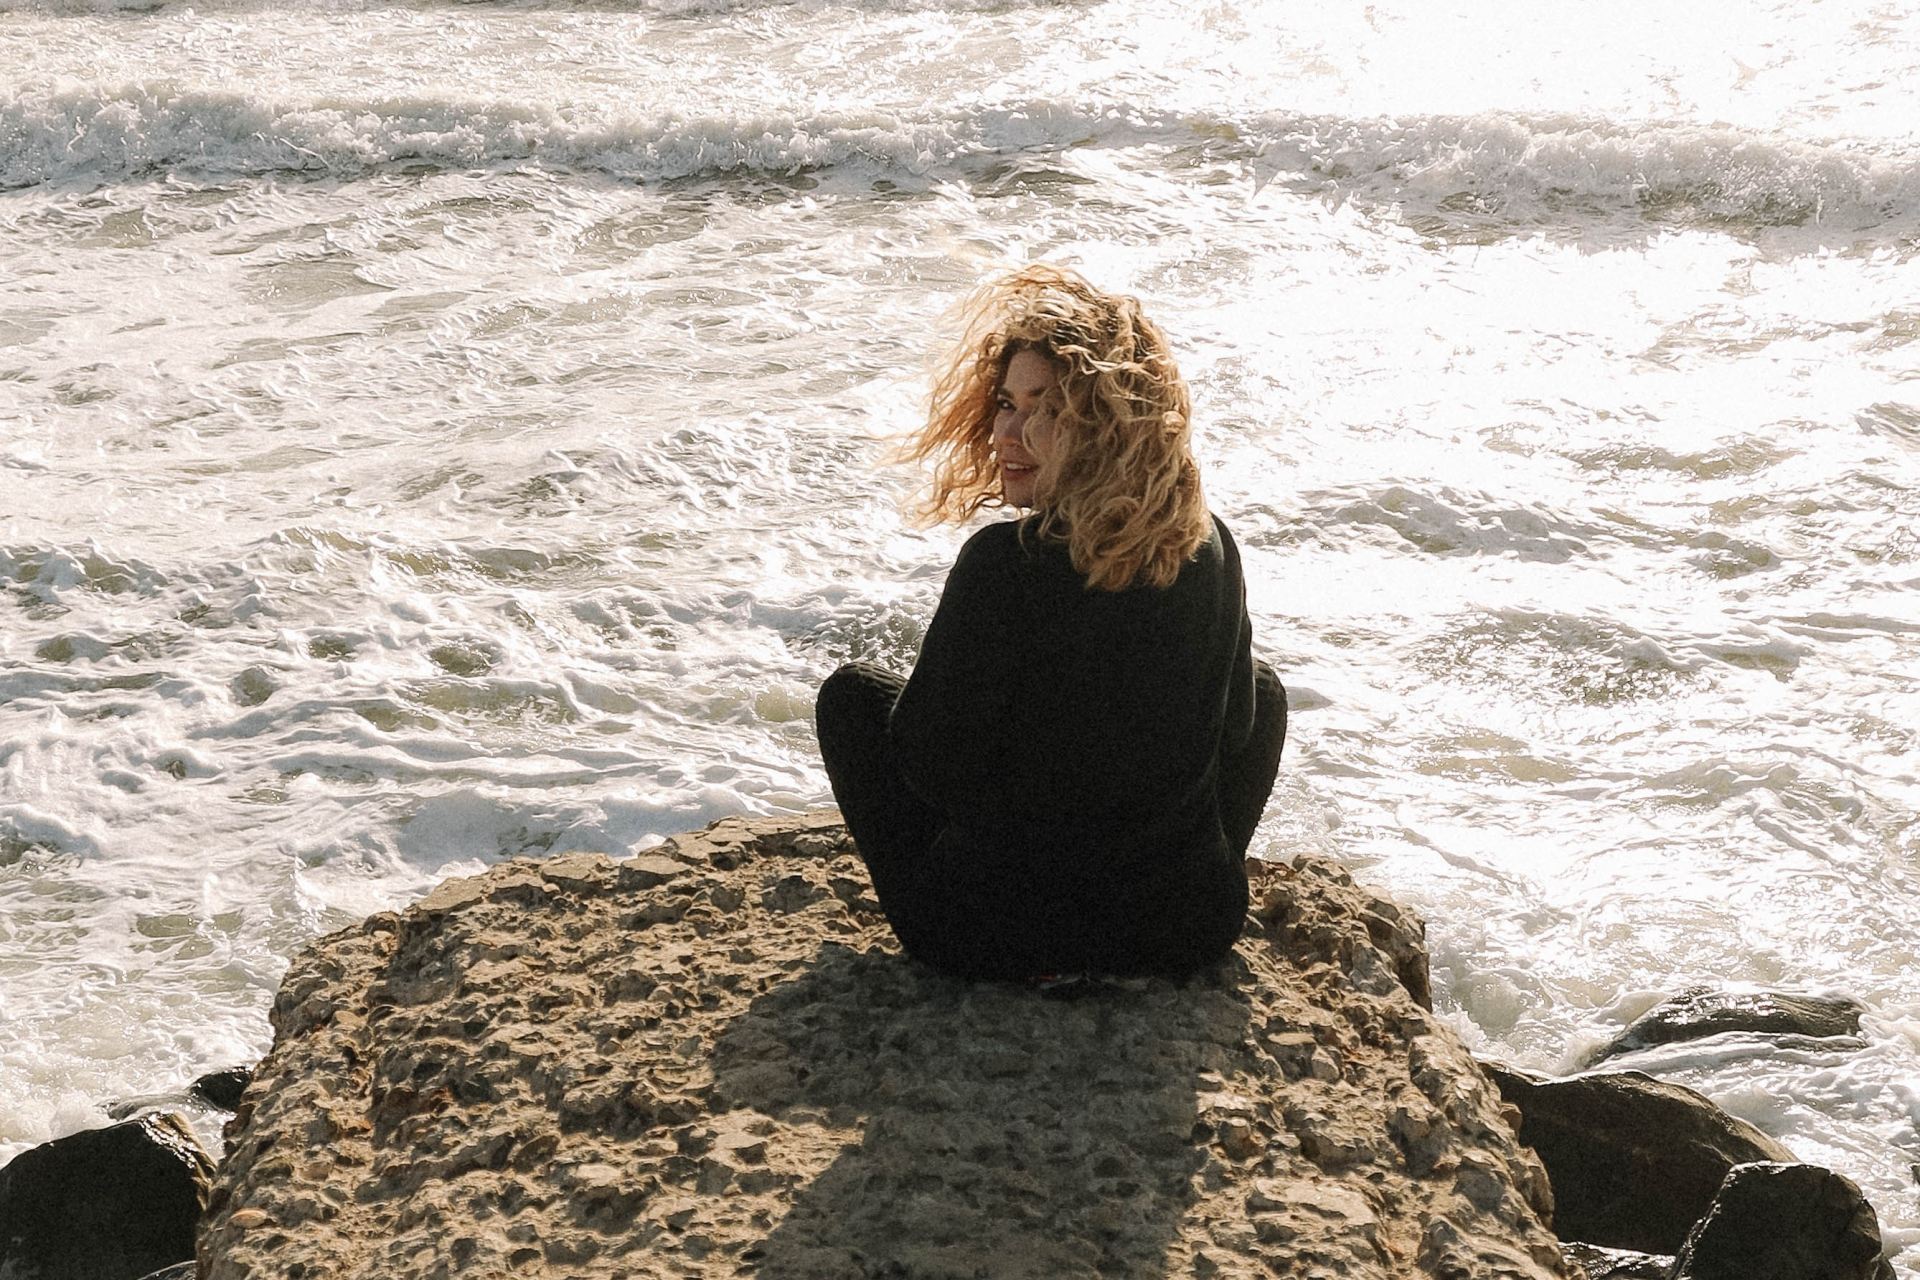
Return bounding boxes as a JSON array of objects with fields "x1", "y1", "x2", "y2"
[{"x1": 7, "y1": 80, "x2": 1919, "y2": 236}]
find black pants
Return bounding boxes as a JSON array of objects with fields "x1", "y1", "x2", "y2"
[{"x1": 815, "y1": 660, "x2": 1287, "y2": 979}]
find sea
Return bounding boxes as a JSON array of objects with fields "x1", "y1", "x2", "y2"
[{"x1": 1, "y1": 0, "x2": 1916, "y2": 1267}]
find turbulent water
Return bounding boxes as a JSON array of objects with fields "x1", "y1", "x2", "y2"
[{"x1": 3, "y1": 0, "x2": 1917, "y2": 1266}]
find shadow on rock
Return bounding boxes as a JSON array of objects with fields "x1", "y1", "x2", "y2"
[{"x1": 710, "y1": 943, "x2": 1248, "y2": 1280}]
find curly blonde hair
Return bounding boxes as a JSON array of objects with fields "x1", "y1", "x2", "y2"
[{"x1": 900, "y1": 264, "x2": 1209, "y2": 592}]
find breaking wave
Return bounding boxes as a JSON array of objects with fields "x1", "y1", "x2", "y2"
[
  {"x1": 0, "y1": 81, "x2": 977, "y2": 188},
  {"x1": 1249, "y1": 109, "x2": 1920, "y2": 229},
  {"x1": 6, "y1": 80, "x2": 1919, "y2": 233}
]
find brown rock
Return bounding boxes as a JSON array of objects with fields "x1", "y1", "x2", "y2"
[{"x1": 205, "y1": 812, "x2": 1575, "y2": 1279}]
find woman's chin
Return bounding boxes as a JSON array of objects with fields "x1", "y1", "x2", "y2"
[{"x1": 1000, "y1": 471, "x2": 1037, "y2": 508}]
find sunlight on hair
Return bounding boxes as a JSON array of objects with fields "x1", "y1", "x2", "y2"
[{"x1": 899, "y1": 264, "x2": 1211, "y2": 591}]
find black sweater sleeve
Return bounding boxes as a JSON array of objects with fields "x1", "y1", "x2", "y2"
[
  {"x1": 1220, "y1": 527, "x2": 1256, "y2": 757},
  {"x1": 887, "y1": 526, "x2": 1021, "y2": 816}
]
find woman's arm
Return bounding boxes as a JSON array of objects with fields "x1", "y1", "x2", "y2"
[
  {"x1": 888, "y1": 526, "x2": 1023, "y2": 817},
  {"x1": 1216, "y1": 516, "x2": 1257, "y2": 757}
]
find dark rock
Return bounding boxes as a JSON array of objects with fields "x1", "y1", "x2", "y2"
[
  {"x1": 1590, "y1": 988, "x2": 1866, "y2": 1065},
  {"x1": 1484, "y1": 1063, "x2": 1794, "y2": 1255},
  {"x1": 134, "y1": 1266, "x2": 197, "y2": 1280},
  {"x1": 1563, "y1": 1241, "x2": 1674, "y2": 1279},
  {"x1": 188, "y1": 1068, "x2": 252, "y2": 1111},
  {"x1": 0, "y1": 1111, "x2": 213, "y2": 1280},
  {"x1": 1672, "y1": 1162, "x2": 1893, "y2": 1280}
]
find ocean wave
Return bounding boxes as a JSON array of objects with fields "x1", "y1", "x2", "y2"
[
  {"x1": 0, "y1": 81, "x2": 976, "y2": 189},
  {"x1": 7, "y1": 81, "x2": 1918, "y2": 232},
  {"x1": 0, "y1": 0, "x2": 1072, "y2": 13},
  {"x1": 1248, "y1": 110, "x2": 1920, "y2": 229}
]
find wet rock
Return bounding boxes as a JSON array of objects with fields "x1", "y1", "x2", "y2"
[
  {"x1": 1671, "y1": 1162, "x2": 1894, "y2": 1280},
  {"x1": 1562, "y1": 1240, "x2": 1674, "y2": 1279},
  {"x1": 1483, "y1": 1063, "x2": 1793, "y2": 1255},
  {"x1": 0, "y1": 1111, "x2": 213, "y2": 1280},
  {"x1": 1589, "y1": 988, "x2": 1866, "y2": 1066},
  {"x1": 204, "y1": 812, "x2": 1575, "y2": 1279},
  {"x1": 190, "y1": 1068, "x2": 252, "y2": 1111}
]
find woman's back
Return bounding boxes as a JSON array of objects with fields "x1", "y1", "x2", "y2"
[{"x1": 890, "y1": 516, "x2": 1252, "y2": 858}]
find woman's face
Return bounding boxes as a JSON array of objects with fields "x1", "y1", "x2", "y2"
[{"x1": 991, "y1": 347, "x2": 1059, "y2": 509}]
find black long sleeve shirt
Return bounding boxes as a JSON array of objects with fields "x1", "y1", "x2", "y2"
[{"x1": 885, "y1": 513, "x2": 1255, "y2": 974}]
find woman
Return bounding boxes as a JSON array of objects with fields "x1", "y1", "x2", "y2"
[{"x1": 815, "y1": 265, "x2": 1286, "y2": 981}]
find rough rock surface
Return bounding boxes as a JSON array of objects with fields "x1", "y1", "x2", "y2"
[
  {"x1": 0, "y1": 1111, "x2": 212, "y2": 1280},
  {"x1": 1589, "y1": 988, "x2": 1867, "y2": 1066},
  {"x1": 204, "y1": 812, "x2": 1574, "y2": 1279},
  {"x1": 1483, "y1": 1064, "x2": 1794, "y2": 1256},
  {"x1": 1671, "y1": 1162, "x2": 1894, "y2": 1280}
]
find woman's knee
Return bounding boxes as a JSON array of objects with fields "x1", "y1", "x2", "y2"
[
  {"x1": 1251, "y1": 658, "x2": 1285, "y2": 699},
  {"x1": 816, "y1": 662, "x2": 901, "y2": 730}
]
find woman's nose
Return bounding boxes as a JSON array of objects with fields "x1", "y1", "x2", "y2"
[{"x1": 994, "y1": 410, "x2": 1024, "y2": 449}]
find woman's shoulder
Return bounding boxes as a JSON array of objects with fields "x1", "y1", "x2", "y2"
[
  {"x1": 957, "y1": 516, "x2": 1065, "y2": 569},
  {"x1": 1203, "y1": 511, "x2": 1242, "y2": 570},
  {"x1": 954, "y1": 512, "x2": 1235, "y2": 589},
  {"x1": 940, "y1": 521, "x2": 1034, "y2": 598},
  {"x1": 958, "y1": 518, "x2": 1023, "y2": 552}
]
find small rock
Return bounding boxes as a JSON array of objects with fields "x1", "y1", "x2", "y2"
[
  {"x1": 759, "y1": 874, "x2": 825, "y2": 914},
  {"x1": 190, "y1": 1067, "x2": 253, "y2": 1111},
  {"x1": 564, "y1": 1162, "x2": 625, "y2": 1190},
  {"x1": 0, "y1": 1112, "x2": 213, "y2": 1280},
  {"x1": 1484, "y1": 1063, "x2": 1793, "y2": 1255},
  {"x1": 1217, "y1": 1118, "x2": 1261, "y2": 1160},
  {"x1": 1246, "y1": 1178, "x2": 1290, "y2": 1214},
  {"x1": 713, "y1": 1131, "x2": 769, "y2": 1165},
  {"x1": 539, "y1": 852, "x2": 614, "y2": 892},
  {"x1": 1590, "y1": 988, "x2": 1867, "y2": 1066},
  {"x1": 1671, "y1": 1161, "x2": 1894, "y2": 1280},
  {"x1": 416, "y1": 876, "x2": 486, "y2": 915},
  {"x1": 618, "y1": 854, "x2": 691, "y2": 891}
]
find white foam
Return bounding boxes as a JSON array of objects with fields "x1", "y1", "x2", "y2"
[
  {"x1": 0, "y1": 80, "x2": 969, "y2": 189},
  {"x1": 1249, "y1": 110, "x2": 1920, "y2": 229},
  {"x1": 8, "y1": 80, "x2": 1917, "y2": 240}
]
